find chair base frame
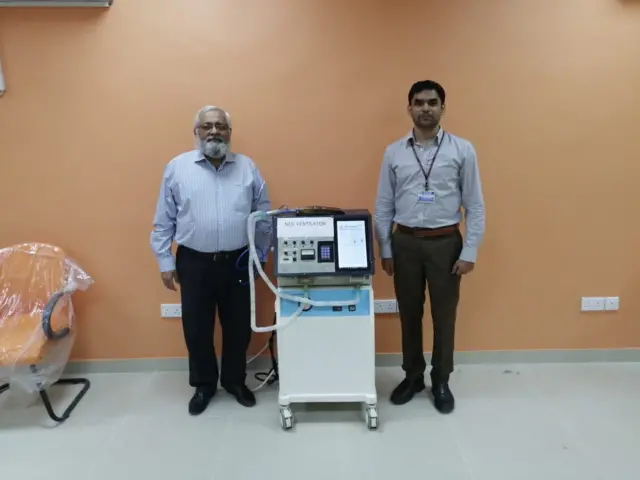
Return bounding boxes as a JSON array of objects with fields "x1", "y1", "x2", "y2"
[{"x1": 0, "y1": 365, "x2": 90, "y2": 423}]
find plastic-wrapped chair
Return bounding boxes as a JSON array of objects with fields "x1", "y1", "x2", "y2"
[{"x1": 0, "y1": 243, "x2": 94, "y2": 424}]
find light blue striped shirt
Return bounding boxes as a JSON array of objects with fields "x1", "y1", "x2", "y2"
[
  {"x1": 150, "y1": 149, "x2": 272, "y2": 272},
  {"x1": 374, "y1": 128, "x2": 485, "y2": 262}
]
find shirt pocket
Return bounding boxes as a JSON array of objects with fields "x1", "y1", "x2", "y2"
[
  {"x1": 231, "y1": 181, "x2": 252, "y2": 215},
  {"x1": 393, "y1": 162, "x2": 423, "y2": 190}
]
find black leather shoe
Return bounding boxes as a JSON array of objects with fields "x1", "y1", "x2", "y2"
[
  {"x1": 431, "y1": 383, "x2": 455, "y2": 414},
  {"x1": 188, "y1": 388, "x2": 216, "y2": 416},
  {"x1": 390, "y1": 376, "x2": 426, "y2": 405},
  {"x1": 224, "y1": 384, "x2": 256, "y2": 407}
]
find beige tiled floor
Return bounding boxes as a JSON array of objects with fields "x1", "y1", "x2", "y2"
[{"x1": 1, "y1": 363, "x2": 639, "y2": 479}]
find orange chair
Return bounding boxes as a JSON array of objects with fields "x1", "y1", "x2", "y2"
[{"x1": 0, "y1": 243, "x2": 93, "y2": 423}]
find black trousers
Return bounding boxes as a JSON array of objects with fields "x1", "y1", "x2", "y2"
[
  {"x1": 175, "y1": 245, "x2": 252, "y2": 390},
  {"x1": 392, "y1": 228, "x2": 463, "y2": 385}
]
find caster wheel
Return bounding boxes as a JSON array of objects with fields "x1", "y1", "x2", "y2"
[
  {"x1": 279, "y1": 407, "x2": 294, "y2": 431},
  {"x1": 365, "y1": 406, "x2": 379, "y2": 430}
]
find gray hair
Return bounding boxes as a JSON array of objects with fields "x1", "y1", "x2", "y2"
[{"x1": 193, "y1": 105, "x2": 232, "y2": 129}]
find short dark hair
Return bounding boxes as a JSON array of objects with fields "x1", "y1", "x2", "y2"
[{"x1": 408, "y1": 80, "x2": 446, "y2": 105}]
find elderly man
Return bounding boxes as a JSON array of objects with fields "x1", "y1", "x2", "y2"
[{"x1": 150, "y1": 105, "x2": 272, "y2": 415}]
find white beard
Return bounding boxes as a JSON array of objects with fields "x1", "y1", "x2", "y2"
[{"x1": 197, "y1": 138, "x2": 228, "y2": 159}]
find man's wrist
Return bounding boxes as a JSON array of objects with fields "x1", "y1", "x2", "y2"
[
  {"x1": 459, "y1": 246, "x2": 477, "y2": 263},
  {"x1": 158, "y1": 255, "x2": 176, "y2": 273},
  {"x1": 379, "y1": 242, "x2": 393, "y2": 259}
]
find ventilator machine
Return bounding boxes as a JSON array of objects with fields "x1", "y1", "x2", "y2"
[{"x1": 247, "y1": 206, "x2": 378, "y2": 431}]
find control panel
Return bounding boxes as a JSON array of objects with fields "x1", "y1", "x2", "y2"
[{"x1": 273, "y1": 210, "x2": 374, "y2": 277}]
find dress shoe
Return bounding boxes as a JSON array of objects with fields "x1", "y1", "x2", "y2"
[
  {"x1": 390, "y1": 376, "x2": 426, "y2": 405},
  {"x1": 188, "y1": 388, "x2": 216, "y2": 415},
  {"x1": 224, "y1": 384, "x2": 256, "y2": 407},
  {"x1": 431, "y1": 383, "x2": 455, "y2": 414}
]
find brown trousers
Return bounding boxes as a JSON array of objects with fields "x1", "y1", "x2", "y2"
[{"x1": 392, "y1": 228, "x2": 463, "y2": 384}]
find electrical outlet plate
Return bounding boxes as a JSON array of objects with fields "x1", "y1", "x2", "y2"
[
  {"x1": 161, "y1": 303, "x2": 182, "y2": 318},
  {"x1": 604, "y1": 296, "x2": 620, "y2": 311},
  {"x1": 581, "y1": 297, "x2": 605, "y2": 312},
  {"x1": 374, "y1": 299, "x2": 398, "y2": 314}
]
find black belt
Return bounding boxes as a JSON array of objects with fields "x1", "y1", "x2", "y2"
[{"x1": 177, "y1": 245, "x2": 246, "y2": 262}]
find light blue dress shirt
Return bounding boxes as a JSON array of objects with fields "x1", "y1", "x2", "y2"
[
  {"x1": 150, "y1": 149, "x2": 272, "y2": 272},
  {"x1": 374, "y1": 128, "x2": 485, "y2": 262}
]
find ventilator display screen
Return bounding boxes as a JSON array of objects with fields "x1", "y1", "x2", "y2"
[{"x1": 336, "y1": 220, "x2": 369, "y2": 270}]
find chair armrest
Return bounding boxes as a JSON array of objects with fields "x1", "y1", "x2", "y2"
[{"x1": 41, "y1": 291, "x2": 71, "y2": 340}]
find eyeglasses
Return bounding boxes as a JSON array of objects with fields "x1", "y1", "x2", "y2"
[{"x1": 196, "y1": 122, "x2": 230, "y2": 133}]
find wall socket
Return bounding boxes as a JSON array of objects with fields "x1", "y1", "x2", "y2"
[
  {"x1": 581, "y1": 297, "x2": 605, "y2": 312},
  {"x1": 161, "y1": 303, "x2": 182, "y2": 318},
  {"x1": 581, "y1": 296, "x2": 620, "y2": 312},
  {"x1": 374, "y1": 299, "x2": 398, "y2": 314},
  {"x1": 605, "y1": 296, "x2": 620, "y2": 311}
]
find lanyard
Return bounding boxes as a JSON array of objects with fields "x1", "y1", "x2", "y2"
[{"x1": 410, "y1": 132, "x2": 445, "y2": 190}]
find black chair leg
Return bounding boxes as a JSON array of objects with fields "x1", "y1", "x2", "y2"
[
  {"x1": 38, "y1": 378, "x2": 91, "y2": 423},
  {"x1": 0, "y1": 379, "x2": 90, "y2": 423},
  {"x1": 29, "y1": 365, "x2": 91, "y2": 423}
]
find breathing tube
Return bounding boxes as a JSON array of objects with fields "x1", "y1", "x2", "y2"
[
  {"x1": 237, "y1": 180, "x2": 270, "y2": 280},
  {"x1": 247, "y1": 208, "x2": 362, "y2": 333}
]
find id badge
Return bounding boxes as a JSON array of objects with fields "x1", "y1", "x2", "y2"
[{"x1": 418, "y1": 191, "x2": 436, "y2": 204}]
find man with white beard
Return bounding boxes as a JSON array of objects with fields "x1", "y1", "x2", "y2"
[{"x1": 150, "y1": 105, "x2": 272, "y2": 415}]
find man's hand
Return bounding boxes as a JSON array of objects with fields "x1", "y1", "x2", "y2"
[
  {"x1": 452, "y1": 260, "x2": 474, "y2": 276},
  {"x1": 161, "y1": 270, "x2": 180, "y2": 291},
  {"x1": 381, "y1": 258, "x2": 394, "y2": 276}
]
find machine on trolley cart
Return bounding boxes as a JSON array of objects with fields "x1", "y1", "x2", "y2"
[{"x1": 247, "y1": 206, "x2": 379, "y2": 431}]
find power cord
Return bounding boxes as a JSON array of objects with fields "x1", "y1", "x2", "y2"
[
  {"x1": 236, "y1": 247, "x2": 268, "y2": 286},
  {"x1": 247, "y1": 313, "x2": 279, "y2": 392}
]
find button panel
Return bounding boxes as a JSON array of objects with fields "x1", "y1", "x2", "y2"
[{"x1": 277, "y1": 236, "x2": 335, "y2": 275}]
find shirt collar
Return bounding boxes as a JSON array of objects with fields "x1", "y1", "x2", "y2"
[
  {"x1": 404, "y1": 127, "x2": 444, "y2": 148},
  {"x1": 194, "y1": 150, "x2": 235, "y2": 165}
]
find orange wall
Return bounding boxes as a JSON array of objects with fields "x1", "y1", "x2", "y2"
[{"x1": 1, "y1": 0, "x2": 639, "y2": 361}]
